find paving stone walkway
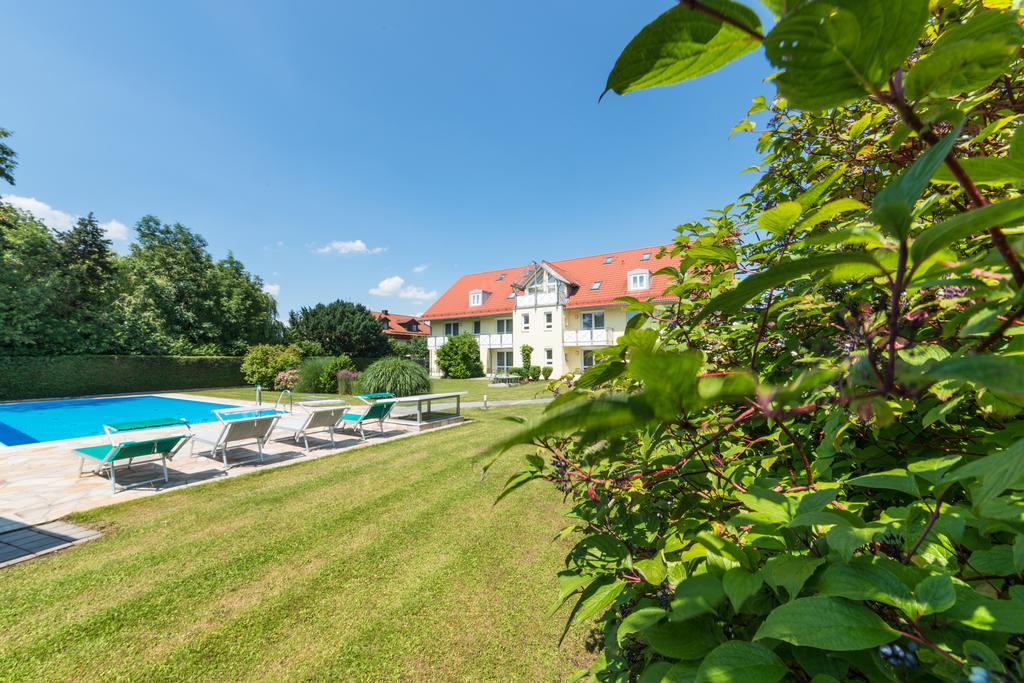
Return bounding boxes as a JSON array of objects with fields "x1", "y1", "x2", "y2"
[{"x1": 0, "y1": 519, "x2": 101, "y2": 568}]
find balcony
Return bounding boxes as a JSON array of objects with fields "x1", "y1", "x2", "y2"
[
  {"x1": 563, "y1": 328, "x2": 612, "y2": 346},
  {"x1": 427, "y1": 333, "x2": 513, "y2": 350},
  {"x1": 478, "y1": 333, "x2": 514, "y2": 348}
]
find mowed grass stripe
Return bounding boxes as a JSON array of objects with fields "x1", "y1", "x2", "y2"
[
  {"x1": 0, "y1": 424, "x2": 472, "y2": 633},
  {"x1": 0, "y1": 406, "x2": 587, "y2": 681},
  {"x1": 0, "y1": 430, "x2": 492, "y2": 676}
]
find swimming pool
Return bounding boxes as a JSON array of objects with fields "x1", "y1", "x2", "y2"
[{"x1": 0, "y1": 395, "x2": 241, "y2": 446}]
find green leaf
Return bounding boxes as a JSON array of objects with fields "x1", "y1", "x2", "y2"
[
  {"x1": 764, "y1": 0, "x2": 929, "y2": 111},
  {"x1": 910, "y1": 195, "x2": 1024, "y2": 265},
  {"x1": 931, "y1": 157, "x2": 1024, "y2": 186},
  {"x1": 946, "y1": 583, "x2": 1024, "y2": 632},
  {"x1": 571, "y1": 576, "x2": 626, "y2": 625},
  {"x1": 669, "y1": 573, "x2": 726, "y2": 621},
  {"x1": 695, "y1": 641, "x2": 787, "y2": 683},
  {"x1": 762, "y1": 555, "x2": 823, "y2": 600},
  {"x1": 1015, "y1": 536, "x2": 1024, "y2": 573},
  {"x1": 636, "y1": 556, "x2": 668, "y2": 586},
  {"x1": 695, "y1": 252, "x2": 883, "y2": 323},
  {"x1": 603, "y1": 0, "x2": 763, "y2": 97},
  {"x1": 847, "y1": 469, "x2": 920, "y2": 496},
  {"x1": 795, "y1": 198, "x2": 867, "y2": 233},
  {"x1": 758, "y1": 201, "x2": 804, "y2": 235},
  {"x1": 641, "y1": 661, "x2": 700, "y2": 683},
  {"x1": 688, "y1": 245, "x2": 737, "y2": 262},
  {"x1": 923, "y1": 355, "x2": 1024, "y2": 400},
  {"x1": 872, "y1": 125, "x2": 962, "y2": 238},
  {"x1": 754, "y1": 596, "x2": 898, "y2": 650},
  {"x1": 723, "y1": 567, "x2": 764, "y2": 611},
  {"x1": 618, "y1": 607, "x2": 668, "y2": 644},
  {"x1": 905, "y1": 10, "x2": 1024, "y2": 100},
  {"x1": 826, "y1": 524, "x2": 881, "y2": 562},
  {"x1": 645, "y1": 617, "x2": 723, "y2": 659},
  {"x1": 948, "y1": 438, "x2": 1024, "y2": 506},
  {"x1": 818, "y1": 559, "x2": 915, "y2": 613}
]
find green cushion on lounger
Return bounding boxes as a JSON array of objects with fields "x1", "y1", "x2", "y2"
[
  {"x1": 76, "y1": 437, "x2": 185, "y2": 463},
  {"x1": 106, "y1": 417, "x2": 189, "y2": 432}
]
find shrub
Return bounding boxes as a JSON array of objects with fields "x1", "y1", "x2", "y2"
[
  {"x1": 528, "y1": 365, "x2": 541, "y2": 381},
  {"x1": 295, "y1": 354, "x2": 356, "y2": 394},
  {"x1": 240, "y1": 344, "x2": 302, "y2": 387},
  {"x1": 509, "y1": 367, "x2": 529, "y2": 382},
  {"x1": 292, "y1": 339, "x2": 326, "y2": 358},
  {"x1": 436, "y1": 333, "x2": 483, "y2": 379},
  {"x1": 273, "y1": 368, "x2": 299, "y2": 391},
  {"x1": 390, "y1": 336, "x2": 429, "y2": 366},
  {"x1": 336, "y1": 369, "x2": 360, "y2": 395},
  {"x1": 359, "y1": 356, "x2": 430, "y2": 397},
  {"x1": 493, "y1": 4, "x2": 1024, "y2": 680},
  {"x1": 520, "y1": 344, "x2": 533, "y2": 370},
  {"x1": 541, "y1": 366, "x2": 553, "y2": 380}
]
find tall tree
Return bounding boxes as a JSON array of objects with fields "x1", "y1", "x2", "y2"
[
  {"x1": 288, "y1": 300, "x2": 390, "y2": 357},
  {"x1": 53, "y1": 213, "x2": 118, "y2": 353},
  {"x1": 0, "y1": 127, "x2": 17, "y2": 188},
  {"x1": 0, "y1": 206, "x2": 62, "y2": 354}
]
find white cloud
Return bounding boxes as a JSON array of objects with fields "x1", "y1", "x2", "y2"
[
  {"x1": 262, "y1": 283, "x2": 281, "y2": 297},
  {"x1": 413, "y1": 264, "x2": 429, "y2": 273},
  {"x1": 2, "y1": 194, "x2": 130, "y2": 242},
  {"x1": 315, "y1": 239, "x2": 386, "y2": 255},
  {"x1": 369, "y1": 275, "x2": 404, "y2": 296},
  {"x1": 369, "y1": 275, "x2": 436, "y2": 301},
  {"x1": 100, "y1": 219, "x2": 129, "y2": 241}
]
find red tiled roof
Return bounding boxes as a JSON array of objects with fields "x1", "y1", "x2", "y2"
[
  {"x1": 371, "y1": 311, "x2": 430, "y2": 337},
  {"x1": 422, "y1": 245, "x2": 677, "y2": 320}
]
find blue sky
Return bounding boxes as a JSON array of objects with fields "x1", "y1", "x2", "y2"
[{"x1": 2, "y1": 1, "x2": 772, "y2": 317}]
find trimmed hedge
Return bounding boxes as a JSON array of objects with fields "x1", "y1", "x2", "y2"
[{"x1": 0, "y1": 356, "x2": 244, "y2": 400}]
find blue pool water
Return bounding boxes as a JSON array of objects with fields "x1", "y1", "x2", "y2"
[{"x1": 0, "y1": 395, "x2": 240, "y2": 446}]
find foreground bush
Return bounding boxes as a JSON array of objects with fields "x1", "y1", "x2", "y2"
[
  {"x1": 436, "y1": 333, "x2": 483, "y2": 378},
  {"x1": 241, "y1": 344, "x2": 302, "y2": 387},
  {"x1": 494, "y1": 2, "x2": 1024, "y2": 681},
  {"x1": 359, "y1": 357, "x2": 430, "y2": 397}
]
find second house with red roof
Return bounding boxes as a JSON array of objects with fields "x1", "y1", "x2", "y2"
[{"x1": 420, "y1": 245, "x2": 677, "y2": 377}]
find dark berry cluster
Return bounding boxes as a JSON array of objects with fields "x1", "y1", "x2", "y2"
[
  {"x1": 878, "y1": 641, "x2": 918, "y2": 669},
  {"x1": 548, "y1": 456, "x2": 572, "y2": 492}
]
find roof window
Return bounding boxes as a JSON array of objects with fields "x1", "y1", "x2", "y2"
[
  {"x1": 640, "y1": 253, "x2": 651, "y2": 261},
  {"x1": 603, "y1": 256, "x2": 613, "y2": 264},
  {"x1": 497, "y1": 273, "x2": 506, "y2": 281},
  {"x1": 591, "y1": 281, "x2": 602, "y2": 290}
]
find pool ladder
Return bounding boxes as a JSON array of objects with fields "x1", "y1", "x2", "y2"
[{"x1": 273, "y1": 389, "x2": 293, "y2": 413}]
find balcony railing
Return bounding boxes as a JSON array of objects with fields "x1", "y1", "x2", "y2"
[
  {"x1": 563, "y1": 327, "x2": 612, "y2": 346},
  {"x1": 516, "y1": 290, "x2": 559, "y2": 307},
  {"x1": 427, "y1": 333, "x2": 514, "y2": 350}
]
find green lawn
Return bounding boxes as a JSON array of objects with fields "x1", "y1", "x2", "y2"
[
  {"x1": 0, "y1": 406, "x2": 588, "y2": 681},
  {"x1": 187, "y1": 377, "x2": 551, "y2": 406}
]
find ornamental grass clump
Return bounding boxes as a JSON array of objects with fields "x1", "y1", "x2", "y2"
[
  {"x1": 359, "y1": 357, "x2": 430, "y2": 397},
  {"x1": 491, "y1": 2, "x2": 1024, "y2": 680}
]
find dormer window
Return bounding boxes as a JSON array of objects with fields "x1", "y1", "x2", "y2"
[
  {"x1": 591, "y1": 281, "x2": 602, "y2": 290},
  {"x1": 628, "y1": 269, "x2": 650, "y2": 291},
  {"x1": 469, "y1": 289, "x2": 483, "y2": 306},
  {"x1": 603, "y1": 256, "x2": 613, "y2": 264},
  {"x1": 640, "y1": 253, "x2": 651, "y2": 261}
]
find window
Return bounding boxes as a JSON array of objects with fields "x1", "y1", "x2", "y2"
[
  {"x1": 640, "y1": 252, "x2": 651, "y2": 261},
  {"x1": 496, "y1": 350, "x2": 514, "y2": 373},
  {"x1": 444, "y1": 322, "x2": 460, "y2": 336},
  {"x1": 545, "y1": 311, "x2": 553, "y2": 329},
  {"x1": 522, "y1": 313, "x2": 530, "y2": 331},
  {"x1": 545, "y1": 348, "x2": 553, "y2": 365},
  {"x1": 603, "y1": 256, "x2": 613, "y2": 264},
  {"x1": 469, "y1": 289, "x2": 483, "y2": 306},
  {"x1": 590, "y1": 281, "x2": 602, "y2": 291},
  {"x1": 497, "y1": 318, "x2": 512, "y2": 334},
  {"x1": 628, "y1": 269, "x2": 650, "y2": 291},
  {"x1": 497, "y1": 273, "x2": 506, "y2": 281},
  {"x1": 581, "y1": 311, "x2": 605, "y2": 330},
  {"x1": 473, "y1": 320, "x2": 481, "y2": 335},
  {"x1": 506, "y1": 291, "x2": 515, "y2": 299},
  {"x1": 582, "y1": 350, "x2": 596, "y2": 369}
]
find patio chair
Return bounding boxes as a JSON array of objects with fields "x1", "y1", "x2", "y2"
[
  {"x1": 337, "y1": 400, "x2": 396, "y2": 440},
  {"x1": 76, "y1": 435, "x2": 190, "y2": 493},
  {"x1": 273, "y1": 404, "x2": 349, "y2": 452},
  {"x1": 356, "y1": 392, "x2": 396, "y2": 405},
  {"x1": 191, "y1": 412, "x2": 280, "y2": 469}
]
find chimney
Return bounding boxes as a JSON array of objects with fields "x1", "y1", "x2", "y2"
[{"x1": 381, "y1": 309, "x2": 388, "y2": 316}]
